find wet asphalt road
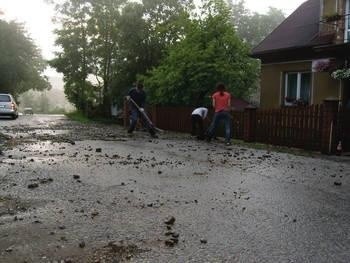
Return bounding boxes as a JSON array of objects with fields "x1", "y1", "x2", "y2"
[{"x1": 0, "y1": 114, "x2": 349, "y2": 263}]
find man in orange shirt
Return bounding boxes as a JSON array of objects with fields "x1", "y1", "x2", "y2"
[{"x1": 206, "y1": 82, "x2": 232, "y2": 146}]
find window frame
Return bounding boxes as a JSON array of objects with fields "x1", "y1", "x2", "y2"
[{"x1": 284, "y1": 72, "x2": 311, "y2": 106}]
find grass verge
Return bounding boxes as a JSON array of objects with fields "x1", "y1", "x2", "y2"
[
  {"x1": 65, "y1": 111, "x2": 92, "y2": 123},
  {"x1": 65, "y1": 111, "x2": 121, "y2": 125}
]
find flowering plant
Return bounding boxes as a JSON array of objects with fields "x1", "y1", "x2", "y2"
[
  {"x1": 323, "y1": 13, "x2": 342, "y2": 22},
  {"x1": 331, "y1": 68, "x2": 350, "y2": 80}
]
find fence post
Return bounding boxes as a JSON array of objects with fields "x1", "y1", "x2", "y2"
[
  {"x1": 321, "y1": 98, "x2": 339, "y2": 154},
  {"x1": 151, "y1": 105, "x2": 157, "y2": 126},
  {"x1": 243, "y1": 105, "x2": 257, "y2": 142},
  {"x1": 123, "y1": 99, "x2": 128, "y2": 128}
]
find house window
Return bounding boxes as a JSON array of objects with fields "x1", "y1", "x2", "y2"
[
  {"x1": 284, "y1": 72, "x2": 311, "y2": 106},
  {"x1": 346, "y1": 0, "x2": 350, "y2": 42}
]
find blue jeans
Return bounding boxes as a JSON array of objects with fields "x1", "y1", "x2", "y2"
[
  {"x1": 128, "y1": 108, "x2": 155, "y2": 135},
  {"x1": 207, "y1": 111, "x2": 232, "y2": 142}
]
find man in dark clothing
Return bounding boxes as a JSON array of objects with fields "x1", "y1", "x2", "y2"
[{"x1": 127, "y1": 82, "x2": 158, "y2": 138}]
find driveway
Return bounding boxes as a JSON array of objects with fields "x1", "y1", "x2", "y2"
[{"x1": 0, "y1": 114, "x2": 349, "y2": 262}]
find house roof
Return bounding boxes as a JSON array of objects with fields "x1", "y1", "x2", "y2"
[
  {"x1": 231, "y1": 97, "x2": 250, "y2": 111},
  {"x1": 252, "y1": 0, "x2": 323, "y2": 56}
]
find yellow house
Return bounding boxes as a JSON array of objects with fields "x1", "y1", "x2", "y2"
[{"x1": 252, "y1": 0, "x2": 350, "y2": 109}]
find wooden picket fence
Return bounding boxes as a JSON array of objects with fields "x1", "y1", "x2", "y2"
[
  {"x1": 254, "y1": 105, "x2": 324, "y2": 151},
  {"x1": 124, "y1": 99, "x2": 348, "y2": 154}
]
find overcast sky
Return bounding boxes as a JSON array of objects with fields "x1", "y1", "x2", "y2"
[{"x1": 0, "y1": 0, "x2": 307, "y2": 76}]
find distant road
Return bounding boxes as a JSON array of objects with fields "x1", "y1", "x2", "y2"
[{"x1": 0, "y1": 114, "x2": 66, "y2": 128}]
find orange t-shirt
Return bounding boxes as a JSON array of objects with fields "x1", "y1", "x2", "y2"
[{"x1": 212, "y1": 91, "x2": 231, "y2": 112}]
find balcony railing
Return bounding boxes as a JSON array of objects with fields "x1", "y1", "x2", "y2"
[{"x1": 319, "y1": 13, "x2": 349, "y2": 43}]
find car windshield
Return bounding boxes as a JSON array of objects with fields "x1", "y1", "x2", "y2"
[{"x1": 0, "y1": 95, "x2": 11, "y2": 102}]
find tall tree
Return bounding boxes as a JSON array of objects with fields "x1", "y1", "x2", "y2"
[
  {"x1": 109, "y1": 2, "x2": 147, "y2": 103},
  {"x1": 229, "y1": 0, "x2": 285, "y2": 48},
  {"x1": 88, "y1": 0, "x2": 126, "y2": 114},
  {"x1": 110, "y1": 0, "x2": 193, "y2": 105},
  {"x1": 143, "y1": 0, "x2": 259, "y2": 106},
  {"x1": 50, "y1": 0, "x2": 93, "y2": 112},
  {"x1": 0, "y1": 20, "x2": 50, "y2": 97}
]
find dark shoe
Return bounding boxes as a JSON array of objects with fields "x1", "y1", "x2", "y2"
[
  {"x1": 151, "y1": 134, "x2": 158, "y2": 139},
  {"x1": 206, "y1": 136, "x2": 212, "y2": 142}
]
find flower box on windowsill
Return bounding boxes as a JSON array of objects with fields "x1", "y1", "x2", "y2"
[
  {"x1": 285, "y1": 97, "x2": 295, "y2": 103},
  {"x1": 312, "y1": 58, "x2": 336, "y2": 72},
  {"x1": 323, "y1": 13, "x2": 342, "y2": 23},
  {"x1": 284, "y1": 98, "x2": 309, "y2": 107},
  {"x1": 331, "y1": 68, "x2": 350, "y2": 80}
]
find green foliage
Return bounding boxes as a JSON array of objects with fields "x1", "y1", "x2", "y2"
[
  {"x1": 229, "y1": 0, "x2": 285, "y2": 48},
  {"x1": 49, "y1": 0, "x2": 92, "y2": 112},
  {"x1": 331, "y1": 68, "x2": 350, "y2": 80},
  {"x1": 110, "y1": 0, "x2": 193, "y2": 105},
  {"x1": 65, "y1": 110, "x2": 91, "y2": 123},
  {"x1": 0, "y1": 20, "x2": 50, "y2": 97},
  {"x1": 50, "y1": 0, "x2": 267, "y2": 112},
  {"x1": 323, "y1": 13, "x2": 342, "y2": 23},
  {"x1": 50, "y1": 0, "x2": 192, "y2": 112},
  {"x1": 142, "y1": 0, "x2": 259, "y2": 106}
]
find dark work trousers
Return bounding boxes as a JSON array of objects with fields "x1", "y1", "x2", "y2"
[
  {"x1": 128, "y1": 108, "x2": 156, "y2": 136},
  {"x1": 206, "y1": 111, "x2": 232, "y2": 143},
  {"x1": 191, "y1": 114, "x2": 204, "y2": 140}
]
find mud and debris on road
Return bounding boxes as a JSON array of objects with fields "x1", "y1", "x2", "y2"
[{"x1": 0, "y1": 114, "x2": 349, "y2": 262}]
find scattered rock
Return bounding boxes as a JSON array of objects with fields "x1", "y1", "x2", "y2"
[
  {"x1": 164, "y1": 240, "x2": 175, "y2": 247},
  {"x1": 73, "y1": 175, "x2": 80, "y2": 180},
  {"x1": 200, "y1": 239, "x2": 207, "y2": 244},
  {"x1": 164, "y1": 216, "x2": 175, "y2": 225},
  {"x1": 79, "y1": 241, "x2": 86, "y2": 248},
  {"x1": 39, "y1": 178, "x2": 53, "y2": 184},
  {"x1": 172, "y1": 233, "x2": 179, "y2": 238},
  {"x1": 170, "y1": 238, "x2": 179, "y2": 244},
  {"x1": 334, "y1": 181, "x2": 342, "y2": 186},
  {"x1": 96, "y1": 148, "x2": 102, "y2": 153},
  {"x1": 5, "y1": 246, "x2": 13, "y2": 252},
  {"x1": 91, "y1": 211, "x2": 99, "y2": 218},
  {"x1": 27, "y1": 183, "x2": 39, "y2": 189}
]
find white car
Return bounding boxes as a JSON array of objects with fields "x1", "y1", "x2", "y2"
[{"x1": 0, "y1": 93, "x2": 19, "y2": 119}]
